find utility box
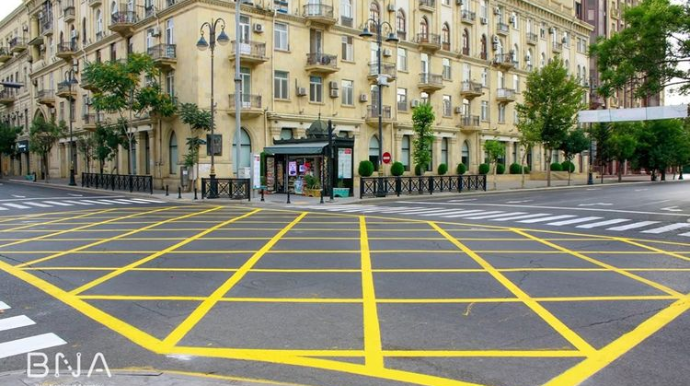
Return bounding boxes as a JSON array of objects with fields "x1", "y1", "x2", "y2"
[{"x1": 180, "y1": 166, "x2": 190, "y2": 188}]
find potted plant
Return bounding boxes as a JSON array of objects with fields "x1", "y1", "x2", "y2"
[
  {"x1": 333, "y1": 179, "x2": 350, "y2": 197},
  {"x1": 303, "y1": 175, "x2": 322, "y2": 197}
]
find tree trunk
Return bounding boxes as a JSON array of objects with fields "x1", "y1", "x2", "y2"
[
  {"x1": 546, "y1": 149, "x2": 552, "y2": 187},
  {"x1": 43, "y1": 155, "x2": 48, "y2": 181},
  {"x1": 618, "y1": 161, "x2": 622, "y2": 182},
  {"x1": 493, "y1": 161, "x2": 497, "y2": 191},
  {"x1": 520, "y1": 151, "x2": 527, "y2": 189},
  {"x1": 661, "y1": 170, "x2": 666, "y2": 181},
  {"x1": 0, "y1": 153, "x2": 3, "y2": 178},
  {"x1": 128, "y1": 137, "x2": 134, "y2": 175}
]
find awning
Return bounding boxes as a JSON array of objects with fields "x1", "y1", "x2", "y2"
[{"x1": 264, "y1": 142, "x2": 328, "y2": 155}]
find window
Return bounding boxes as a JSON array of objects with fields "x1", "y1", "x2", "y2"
[
  {"x1": 480, "y1": 0, "x2": 487, "y2": 18},
  {"x1": 396, "y1": 9, "x2": 406, "y2": 39},
  {"x1": 443, "y1": 95, "x2": 452, "y2": 117},
  {"x1": 166, "y1": 19, "x2": 174, "y2": 44},
  {"x1": 143, "y1": 131, "x2": 150, "y2": 175},
  {"x1": 462, "y1": 141, "x2": 470, "y2": 166},
  {"x1": 462, "y1": 98, "x2": 470, "y2": 116},
  {"x1": 481, "y1": 101, "x2": 489, "y2": 121},
  {"x1": 96, "y1": 10, "x2": 103, "y2": 38},
  {"x1": 369, "y1": 1, "x2": 380, "y2": 30},
  {"x1": 309, "y1": 76, "x2": 323, "y2": 103},
  {"x1": 166, "y1": 71, "x2": 175, "y2": 96},
  {"x1": 421, "y1": 92, "x2": 429, "y2": 104},
  {"x1": 274, "y1": 71, "x2": 288, "y2": 99},
  {"x1": 401, "y1": 135, "x2": 410, "y2": 171},
  {"x1": 511, "y1": 12, "x2": 519, "y2": 29},
  {"x1": 441, "y1": 138, "x2": 449, "y2": 166},
  {"x1": 526, "y1": 49, "x2": 532, "y2": 70},
  {"x1": 274, "y1": 23, "x2": 288, "y2": 50},
  {"x1": 342, "y1": 79, "x2": 354, "y2": 105},
  {"x1": 540, "y1": 22, "x2": 546, "y2": 39},
  {"x1": 442, "y1": 58, "x2": 451, "y2": 79},
  {"x1": 443, "y1": 0, "x2": 450, "y2": 5},
  {"x1": 442, "y1": 23, "x2": 450, "y2": 50},
  {"x1": 82, "y1": 18, "x2": 87, "y2": 44},
  {"x1": 563, "y1": 32, "x2": 569, "y2": 46},
  {"x1": 513, "y1": 74, "x2": 519, "y2": 92},
  {"x1": 369, "y1": 135, "x2": 380, "y2": 171},
  {"x1": 397, "y1": 88, "x2": 407, "y2": 111},
  {"x1": 341, "y1": 36, "x2": 353, "y2": 61},
  {"x1": 146, "y1": 29, "x2": 155, "y2": 50},
  {"x1": 420, "y1": 17, "x2": 429, "y2": 38},
  {"x1": 169, "y1": 132, "x2": 178, "y2": 174},
  {"x1": 480, "y1": 34, "x2": 487, "y2": 59},
  {"x1": 498, "y1": 71, "x2": 505, "y2": 88},
  {"x1": 462, "y1": 29, "x2": 470, "y2": 55},
  {"x1": 397, "y1": 48, "x2": 407, "y2": 71},
  {"x1": 110, "y1": 42, "x2": 116, "y2": 61},
  {"x1": 498, "y1": 104, "x2": 506, "y2": 123},
  {"x1": 280, "y1": 128, "x2": 293, "y2": 140},
  {"x1": 481, "y1": 68, "x2": 488, "y2": 86},
  {"x1": 232, "y1": 128, "x2": 252, "y2": 169},
  {"x1": 341, "y1": 0, "x2": 352, "y2": 25}
]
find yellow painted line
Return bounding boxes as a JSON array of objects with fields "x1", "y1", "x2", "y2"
[
  {"x1": 79, "y1": 295, "x2": 207, "y2": 301},
  {"x1": 77, "y1": 295, "x2": 363, "y2": 303},
  {"x1": 115, "y1": 368, "x2": 312, "y2": 386},
  {"x1": 534, "y1": 295, "x2": 679, "y2": 302},
  {"x1": 430, "y1": 222, "x2": 596, "y2": 356},
  {"x1": 379, "y1": 298, "x2": 520, "y2": 304},
  {"x1": 382, "y1": 350, "x2": 585, "y2": 358},
  {"x1": 617, "y1": 238, "x2": 690, "y2": 263},
  {"x1": 161, "y1": 212, "x2": 307, "y2": 348},
  {"x1": 544, "y1": 294, "x2": 690, "y2": 386},
  {"x1": 360, "y1": 216, "x2": 384, "y2": 369},
  {"x1": 23, "y1": 267, "x2": 118, "y2": 271},
  {"x1": 68, "y1": 209, "x2": 262, "y2": 295},
  {"x1": 0, "y1": 208, "x2": 103, "y2": 224},
  {"x1": 16, "y1": 206, "x2": 222, "y2": 268},
  {"x1": 513, "y1": 229, "x2": 685, "y2": 298}
]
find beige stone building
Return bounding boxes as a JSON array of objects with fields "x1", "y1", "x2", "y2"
[{"x1": 0, "y1": 0, "x2": 592, "y2": 189}]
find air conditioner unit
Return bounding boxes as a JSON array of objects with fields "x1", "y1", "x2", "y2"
[
  {"x1": 410, "y1": 99, "x2": 420, "y2": 108},
  {"x1": 329, "y1": 88, "x2": 339, "y2": 98},
  {"x1": 382, "y1": 48, "x2": 392, "y2": 57},
  {"x1": 454, "y1": 106, "x2": 463, "y2": 114},
  {"x1": 359, "y1": 94, "x2": 368, "y2": 103},
  {"x1": 493, "y1": 7, "x2": 501, "y2": 15},
  {"x1": 296, "y1": 86, "x2": 307, "y2": 96},
  {"x1": 509, "y1": 15, "x2": 516, "y2": 23},
  {"x1": 387, "y1": 3, "x2": 395, "y2": 12},
  {"x1": 253, "y1": 23, "x2": 264, "y2": 33},
  {"x1": 151, "y1": 27, "x2": 161, "y2": 37},
  {"x1": 480, "y1": 17, "x2": 488, "y2": 24},
  {"x1": 329, "y1": 81, "x2": 338, "y2": 90}
]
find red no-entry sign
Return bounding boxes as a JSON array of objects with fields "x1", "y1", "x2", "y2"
[{"x1": 382, "y1": 152, "x2": 392, "y2": 164}]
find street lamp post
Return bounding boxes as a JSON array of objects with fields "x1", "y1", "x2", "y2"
[
  {"x1": 64, "y1": 69, "x2": 78, "y2": 186},
  {"x1": 196, "y1": 18, "x2": 229, "y2": 199},
  {"x1": 359, "y1": 14, "x2": 398, "y2": 197}
]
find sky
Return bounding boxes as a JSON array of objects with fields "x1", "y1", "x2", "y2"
[{"x1": 0, "y1": 0, "x2": 687, "y2": 106}]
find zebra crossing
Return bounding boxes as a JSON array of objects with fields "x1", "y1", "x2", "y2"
[
  {"x1": 0, "y1": 197, "x2": 165, "y2": 211},
  {"x1": 306, "y1": 204, "x2": 690, "y2": 237},
  {"x1": 0, "y1": 300, "x2": 67, "y2": 360}
]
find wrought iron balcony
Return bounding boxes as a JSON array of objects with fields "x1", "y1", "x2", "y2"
[
  {"x1": 148, "y1": 44, "x2": 177, "y2": 70},
  {"x1": 496, "y1": 88, "x2": 516, "y2": 103},
  {"x1": 459, "y1": 115, "x2": 481, "y2": 131},
  {"x1": 366, "y1": 105, "x2": 393, "y2": 126},
  {"x1": 0, "y1": 89, "x2": 16, "y2": 105},
  {"x1": 303, "y1": 3, "x2": 336, "y2": 25},
  {"x1": 89, "y1": 0, "x2": 102, "y2": 7},
  {"x1": 57, "y1": 81, "x2": 78, "y2": 99},
  {"x1": 56, "y1": 42, "x2": 78, "y2": 60},
  {"x1": 0, "y1": 47, "x2": 11, "y2": 62},
  {"x1": 228, "y1": 94, "x2": 263, "y2": 117},
  {"x1": 305, "y1": 52, "x2": 339, "y2": 74},
  {"x1": 526, "y1": 32, "x2": 538, "y2": 45},
  {"x1": 9, "y1": 37, "x2": 27, "y2": 53},
  {"x1": 110, "y1": 11, "x2": 138, "y2": 37},
  {"x1": 229, "y1": 40, "x2": 268, "y2": 65},
  {"x1": 461, "y1": 10, "x2": 476, "y2": 24},
  {"x1": 41, "y1": 17, "x2": 53, "y2": 36},
  {"x1": 368, "y1": 62, "x2": 397, "y2": 83},
  {"x1": 418, "y1": 73, "x2": 444, "y2": 92},
  {"x1": 82, "y1": 112, "x2": 105, "y2": 130},
  {"x1": 552, "y1": 42, "x2": 562, "y2": 52},
  {"x1": 415, "y1": 33, "x2": 441, "y2": 51},
  {"x1": 340, "y1": 16, "x2": 353, "y2": 28},
  {"x1": 37, "y1": 89, "x2": 56, "y2": 105},
  {"x1": 497, "y1": 22, "x2": 509, "y2": 35},
  {"x1": 460, "y1": 81, "x2": 483, "y2": 98},
  {"x1": 492, "y1": 53, "x2": 518, "y2": 70},
  {"x1": 419, "y1": 0, "x2": 436, "y2": 12}
]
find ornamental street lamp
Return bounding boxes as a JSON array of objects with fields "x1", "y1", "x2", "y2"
[
  {"x1": 64, "y1": 69, "x2": 78, "y2": 186},
  {"x1": 197, "y1": 18, "x2": 229, "y2": 198},
  {"x1": 359, "y1": 13, "x2": 398, "y2": 197},
  {"x1": 587, "y1": 77, "x2": 597, "y2": 185}
]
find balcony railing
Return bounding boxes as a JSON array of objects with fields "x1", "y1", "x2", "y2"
[
  {"x1": 145, "y1": 5, "x2": 155, "y2": 18},
  {"x1": 369, "y1": 62, "x2": 397, "y2": 80},
  {"x1": 552, "y1": 42, "x2": 563, "y2": 51},
  {"x1": 340, "y1": 16, "x2": 353, "y2": 27},
  {"x1": 367, "y1": 105, "x2": 392, "y2": 120},
  {"x1": 111, "y1": 11, "x2": 138, "y2": 25},
  {"x1": 493, "y1": 53, "x2": 518, "y2": 68},
  {"x1": 63, "y1": 2, "x2": 75, "y2": 21},
  {"x1": 40, "y1": 17, "x2": 53, "y2": 35},
  {"x1": 89, "y1": 0, "x2": 102, "y2": 7},
  {"x1": 303, "y1": 3, "x2": 334, "y2": 19},
  {"x1": 231, "y1": 40, "x2": 267, "y2": 60},
  {"x1": 496, "y1": 88, "x2": 516, "y2": 101},
  {"x1": 9, "y1": 37, "x2": 26, "y2": 51},
  {"x1": 83, "y1": 112, "x2": 105, "y2": 125},
  {"x1": 306, "y1": 52, "x2": 338, "y2": 69},
  {"x1": 148, "y1": 43, "x2": 176, "y2": 60},
  {"x1": 37, "y1": 89, "x2": 55, "y2": 104},
  {"x1": 460, "y1": 80, "x2": 483, "y2": 94},
  {"x1": 527, "y1": 32, "x2": 538, "y2": 45},
  {"x1": 57, "y1": 42, "x2": 77, "y2": 54},
  {"x1": 0, "y1": 47, "x2": 11, "y2": 60},
  {"x1": 415, "y1": 33, "x2": 441, "y2": 48},
  {"x1": 497, "y1": 22, "x2": 509, "y2": 34},
  {"x1": 229, "y1": 94, "x2": 262, "y2": 110},
  {"x1": 57, "y1": 80, "x2": 77, "y2": 96},
  {"x1": 419, "y1": 0, "x2": 436, "y2": 10},
  {"x1": 0, "y1": 89, "x2": 17, "y2": 104},
  {"x1": 419, "y1": 73, "x2": 443, "y2": 86},
  {"x1": 461, "y1": 10, "x2": 476, "y2": 22},
  {"x1": 460, "y1": 115, "x2": 480, "y2": 127},
  {"x1": 96, "y1": 31, "x2": 105, "y2": 41},
  {"x1": 166, "y1": 0, "x2": 177, "y2": 7}
]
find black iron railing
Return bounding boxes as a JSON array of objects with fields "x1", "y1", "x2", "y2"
[
  {"x1": 201, "y1": 178, "x2": 250, "y2": 200},
  {"x1": 82, "y1": 172, "x2": 153, "y2": 194},
  {"x1": 360, "y1": 175, "x2": 487, "y2": 198}
]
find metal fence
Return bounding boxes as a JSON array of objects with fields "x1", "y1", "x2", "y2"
[
  {"x1": 360, "y1": 175, "x2": 487, "y2": 198},
  {"x1": 82, "y1": 173, "x2": 154, "y2": 194},
  {"x1": 201, "y1": 178, "x2": 250, "y2": 200}
]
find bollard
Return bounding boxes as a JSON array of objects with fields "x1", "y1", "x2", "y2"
[
  {"x1": 286, "y1": 187, "x2": 291, "y2": 204},
  {"x1": 194, "y1": 188, "x2": 198, "y2": 200},
  {"x1": 178, "y1": 187, "x2": 182, "y2": 199},
  {"x1": 261, "y1": 188, "x2": 265, "y2": 202},
  {"x1": 165, "y1": 185, "x2": 169, "y2": 196}
]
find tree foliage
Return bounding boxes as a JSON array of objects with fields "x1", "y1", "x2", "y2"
[
  {"x1": 559, "y1": 128, "x2": 589, "y2": 185},
  {"x1": 632, "y1": 119, "x2": 689, "y2": 180},
  {"x1": 483, "y1": 140, "x2": 506, "y2": 190},
  {"x1": 608, "y1": 123, "x2": 639, "y2": 181},
  {"x1": 412, "y1": 103, "x2": 435, "y2": 171},
  {"x1": 29, "y1": 116, "x2": 65, "y2": 180},
  {"x1": 0, "y1": 122, "x2": 21, "y2": 176}
]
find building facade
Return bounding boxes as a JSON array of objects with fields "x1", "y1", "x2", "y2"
[{"x1": 0, "y1": 0, "x2": 592, "y2": 188}]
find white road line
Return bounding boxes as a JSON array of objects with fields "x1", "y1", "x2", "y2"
[
  {"x1": 440, "y1": 210, "x2": 487, "y2": 218},
  {"x1": 547, "y1": 217, "x2": 603, "y2": 226},
  {"x1": 0, "y1": 302, "x2": 10, "y2": 310},
  {"x1": 491, "y1": 213, "x2": 552, "y2": 222},
  {"x1": 112, "y1": 199, "x2": 147, "y2": 204},
  {"x1": 98, "y1": 199, "x2": 127, "y2": 205},
  {"x1": 68, "y1": 194, "x2": 83, "y2": 197},
  {"x1": 24, "y1": 202, "x2": 52, "y2": 208},
  {"x1": 418, "y1": 209, "x2": 475, "y2": 216},
  {"x1": 641, "y1": 223, "x2": 690, "y2": 234},
  {"x1": 0, "y1": 333, "x2": 67, "y2": 359},
  {"x1": 42, "y1": 201, "x2": 73, "y2": 207},
  {"x1": 0, "y1": 206, "x2": 7, "y2": 211},
  {"x1": 465, "y1": 212, "x2": 527, "y2": 220},
  {"x1": 607, "y1": 221, "x2": 660, "y2": 231},
  {"x1": 0, "y1": 315, "x2": 36, "y2": 332},
  {"x1": 518, "y1": 215, "x2": 577, "y2": 224},
  {"x1": 64, "y1": 200, "x2": 92, "y2": 206},
  {"x1": 577, "y1": 219, "x2": 630, "y2": 229},
  {"x1": 3, "y1": 203, "x2": 30, "y2": 209},
  {"x1": 11, "y1": 195, "x2": 26, "y2": 198},
  {"x1": 80, "y1": 200, "x2": 111, "y2": 205},
  {"x1": 445, "y1": 210, "x2": 504, "y2": 218},
  {"x1": 130, "y1": 198, "x2": 165, "y2": 204},
  {"x1": 393, "y1": 208, "x2": 446, "y2": 214},
  {"x1": 676, "y1": 231, "x2": 690, "y2": 237}
]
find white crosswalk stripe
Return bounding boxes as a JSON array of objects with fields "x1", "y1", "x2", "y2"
[
  {"x1": 0, "y1": 206, "x2": 7, "y2": 211},
  {"x1": 42, "y1": 201, "x2": 73, "y2": 207},
  {"x1": 0, "y1": 315, "x2": 35, "y2": 332},
  {"x1": 0, "y1": 197, "x2": 167, "y2": 212},
  {"x1": 607, "y1": 221, "x2": 660, "y2": 231},
  {"x1": 518, "y1": 215, "x2": 578, "y2": 224},
  {"x1": 24, "y1": 202, "x2": 51, "y2": 208},
  {"x1": 548, "y1": 216, "x2": 603, "y2": 226},
  {"x1": 0, "y1": 300, "x2": 67, "y2": 359},
  {"x1": 444, "y1": 210, "x2": 500, "y2": 218},
  {"x1": 577, "y1": 219, "x2": 630, "y2": 229},
  {"x1": 641, "y1": 223, "x2": 690, "y2": 234},
  {"x1": 491, "y1": 213, "x2": 552, "y2": 222},
  {"x1": 80, "y1": 200, "x2": 111, "y2": 205},
  {"x1": 466, "y1": 212, "x2": 527, "y2": 220},
  {"x1": 3, "y1": 203, "x2": 30, "y2": 209},
  {"x1": 63, "y1": 200, "x2": 93, "y2": 205}
]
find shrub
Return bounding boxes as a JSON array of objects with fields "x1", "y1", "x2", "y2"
[
  {"x1": 390, "y1": 161, "x2": 405, "y2": 176},
  {"x1": 523, "y1": 165, "x2": 531, "y2": 173},
  {"x1": 438, "y1": 163, "x2": 448, "y2": 175},
  {"x1": 550, "y1": 162, "x2": 563, "y2": 171},
  {"x1": 456, "y1": 163, "x2": 467, "y2": 175},
  {"x1": 478, "y1": 163, "x2": 490, "y2": 175},
  {"x1": 414, "y1": 164, "x2": 425, "y2": 176},
  {"x1": 561, "y1": 160, "x2": 575, "y2": 173},
  {"x1": 358, "y1": 160, "x2": 374, "y2": 177},
  {"x1": 496, "y1": 164, "x2": 505, "y2": 175},
  {"x1": 509, "y1": 163, "x2": 523, "y2": 174}
]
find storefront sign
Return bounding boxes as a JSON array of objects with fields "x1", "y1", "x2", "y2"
[
  {"x1": 252, "y1": 154, "x2": 261, "y2": 189},
  {"x1": 338, "y1": 148, "x2": 352, "y2": 179},
  {"x1": 206, "y1": 134, "x2": 222, "y2": 156},
  {"x1": 17, "y1": 140, "x2": 28, "y2": 153},
  {"x1": 288, "y1": 161, "x2": 297, "y2": 176}
]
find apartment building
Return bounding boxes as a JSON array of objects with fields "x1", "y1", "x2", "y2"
[{"x1": 0, "y1": 0, "x2": 591, "y2": 189}]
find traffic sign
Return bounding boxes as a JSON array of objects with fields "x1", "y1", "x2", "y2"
[{"x1": 382, "y1": 152, "x2": 391, "y2": 164}]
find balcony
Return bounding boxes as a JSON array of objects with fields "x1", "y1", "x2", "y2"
[
  {"x1": 460, "y1": 81, "x2": 483, "y2": 98},
  {"x1": 418, "y1": 73, "x2": 444, "y2": 92},
  {"x1": 366, "y1": 105, "x2": 393, "y2": 126},
  {"x1": 461, "y1": 10, "x2": 476, "y2": 24},
  {"x1": 41, "y1": 18, "x2": 53, "y2": 36},
  {"x1": 340, "y1": 16, "x2": 353, "y2": 28},
  {"x1": 56, "y1": 42, "x2": 78, "y2": 60},
  {"x1": 109, "y1": 11, "x2": 138, "y2": 37},
  {"x1": 305, "y1": 53, "x2": 339, "y2": 74},
  {"x1": 89, "y1": 0, "x2": 102, "y2": 7},
  {"x1": 148, "y1": 44, "x2": 177, "y2": 71},
  {"x1": 166, "y1": 0, "x2": 177, "y2": 8},
  {"x1": 552, "y1": 42, "x2": 562, "y2": 52},
  {"x1": 0, "y1": 47, "x2": 11, "y2": 63},
  {"x1": 28, "y1": 34, "x2": 44, "y2": 46},
  {"x1": 496, "y1": 88, "x2": 516, "y2": 103},
  {"x1": 415, "y1": 33, "x2": 441, "y2": 51},
  {"x1": 0, "y1": 90, "x2": 16, "y2": 105},
  {"x1": 526, "y1": 32, "x2": 538, "y2": 45},
  {"x1": 9, "y1": 37, "x2": 27, "y2": 53},
  {"x1": 63, "y1": 2, "x2": 76, "y2": 23},
  {"x1": 228, "y1": 40, "x2": 268, "y2": 66},
  {"x1": 95, "y1": 31, "x2": 105, "y2": 42},
  {"x1": 368, "y1": 62, "x2": 397, "y2": 83},
  {"x1": 302, "y1": 3, "x2": 336, "y2": 26},
  {"x1": 497, "y1": 22, "x2": 509, "y2": 35},
  {"x1": 458, "y1": 115, "x2": 481, "y2": 132},
  {"x1": 492, "y1": 53, "x2": 518, "y2": 70},
  {"x1": 37, "y1": 89, "x2": 56, "y2": 106},
  {"x1": 82, "y1": 112, "x2": 105, "y2": 131},
  {"x1": 419, "y1": 0, "x2": 435, "y2": 12},
  {"x1": 80, "y1": 77, "x2": 98, "y2": 91},
  {"x1": 228, "y1": 94, "x2": 263, "y2": 118},
  {"x1": 57, "y1": 81, "x2": 78, "y2": 99},
  {"x1": 459, "y1": 47, "x2": 470, "y2": 56}
]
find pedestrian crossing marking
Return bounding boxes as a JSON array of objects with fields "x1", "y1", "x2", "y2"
[
  {"x1": 577, "y1": 219, "x2": 630, "y2": 229},
  {"x1": 0, "y1": 315, "x2": 35, "y2": 331},
  {"x1": 608, "y1": 221, "x2": 660, "y2": 231},
  {"x1": 642, "y1": 223, "x2": 690, "y2": 234},
  {"x1": 24, "y1": 202, "x2": 51, "y2": 208},
  {"x1": 518, "y1": 215, "x2": 577, "y2": 224},
  {"x1": 0, "y1": 333, "x2": 67, "y2": 359},
  {"x1": 4, "y1": 203, "x2": 30, "y2": 209},
  {"x1": 0, "y1": 198, "x2": 167, "y2": 212},
  {"x1": 492, "y1": 213, "x2": 551, "y2": 222}
]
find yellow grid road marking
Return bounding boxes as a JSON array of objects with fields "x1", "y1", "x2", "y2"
[
  {"x1": 360, "y1": 216, "x2": 384, "y2": 368},
  {"x1": 618, "y1": 238, "x2": 690, "y2": 262},
  {"x1": 431, "y1": 221, "x2": 596, "y2": 356}
]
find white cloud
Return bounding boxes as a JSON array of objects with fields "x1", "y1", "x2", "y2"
[{"x1": 0, "y1": 1, "x2": 23, "y2": 21}]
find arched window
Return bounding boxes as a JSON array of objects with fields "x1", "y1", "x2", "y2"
[
  {"x1": 369, "y1": 1, "x2": 379, "y2": 31},
  {"x1": 442, "y1": 23, "x2": 450, "y2": 50},
  {"x1": 512, "y1": 44, "x2": 519, "y2": 64},
  {"x1": 565, "y1": 59, "x2": 570, "y2": 74},
  {"x1": 396, "y1": 9, "x2": 406, "y2": 40},
  {"x1": 462, "y1": 141, "x2": 470, "y2": 167},
  {"x1": 169, "y1": 132, "x2": 178, "y2": 174},
  {"x1": 96, "y1": 9, "x2": 103, "y2": 36},
  {"x1": 232, "y1": 127, "x2": 252, "y2": 169},
  {"x1": 526, "y1": 48, "x2": 532, "y2": 70},
  {"x1": 111, "y1": 1, "x2": 118, "y2": 16},
  {"x1": 82, "y1": 18, "x2": 87, "y2": 44},
  {"x1": 369, "y1": 135, "x2": 380, "y2": 171},
  {"x1": 401, "y1": 135, "x2": 411, "y2": 171},
  {"x1": 540, "y1": 52, "x2": 546, "y2": 68},
  {"x1": 420, "y1": 17, "x2": 429, "y2": 39},
  {"x1": 462, "y1": 29, "x2": 470, "y2": 55},
  {"x1": 341, "y1": 0, "x2": 352, "y2": 20},
  {"x1": 480, "y1": 34, "x2": 487, "y2": 59},
  {"x1": 441, "y1": 138, "x2": 449, "y2": 166},
  {"x1": 59, "y1": 31, "x2": 64, "y2": 44}
]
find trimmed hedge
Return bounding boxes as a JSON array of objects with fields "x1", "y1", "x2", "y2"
[
  {"x1": 438, "y1": 163, "x2": 448, "y2": 175},
  {"x1": 358, "y1": 160, "x2": 375, "y2": 177},
  {"x1": 524, "y1": 165, "x2": 531, "y2": 173},
  {"x1": 390, "y1": 161, "x2": 405, "y2": 176},
  {"x1": 561, "y1": 160, "x2": 575, "y2": 173},
  {"x1": 456, "y1": 163, "x2": 467, "y2": 175},
  {"x1": 509, "y1": 163, "x2": 522, "y2": 174},
  {"x1": 496, "y1": 164, "x2": 505, "y2": 175},
  {"x1": 414, "y1": 164, "x2": 425, "y2": 176},
  {"x1": 478, "y1": 163, "x2": 490, "y2": 175},
  {"x1": 550, "y1": 162, "x2": 563, "y2": 171}
]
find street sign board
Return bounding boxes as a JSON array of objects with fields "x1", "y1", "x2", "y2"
[{"x1": 382, "y1": 152, "x2": 391, "y2": 164}]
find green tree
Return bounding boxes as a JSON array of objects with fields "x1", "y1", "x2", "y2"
[
  {"x1": 588, "y1": 123, "x2": 613, "y2": 183},
  {"x1": 29, "y1": 116, "x2": 65, "y2": 181},
  {"x1": 483, "y1": 140, "x2": 506, "y2": 190},
  {"x1": 633, "y1": 119, "x2": 685, "y2": 181},
  {"x1": 179, "y1": 103, "x2": 212, "y2": 189},
  {"x1": 516, "y1": 58, "x2": 585, "y2": 186},
  {"x1": 516, "y1": 118, "x2": 540, "y2": 189},
  {"x1": 94, "y1": 123, "x2": 126, "y2": 174},
  {"x1": 412, "y1": 103, "x2": 435, "y2": 173},
  {"x1": 0, "y1": 122, "x2": 21, "y2": 177},
  {"x1": 559, "y1": 128, "x2": 590, "y2": 185},
  {"x1": 608, "y1": 123, "x2": 639, "y2": 182},
  {"x1": 77, "y1": 133, "x2": 96, "y2": 174}
]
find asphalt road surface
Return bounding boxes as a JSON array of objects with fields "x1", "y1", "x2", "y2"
[{"x1": 0, "y1": 180, "x2": 689, "y2": 386}]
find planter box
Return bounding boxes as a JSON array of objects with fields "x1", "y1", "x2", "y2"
[
  {"x1": 333, "y1": 187, "x2": 350, "y2": 198},
  {"x1": 304, "y1": 188, "x2": 322, "y2": 197}
]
